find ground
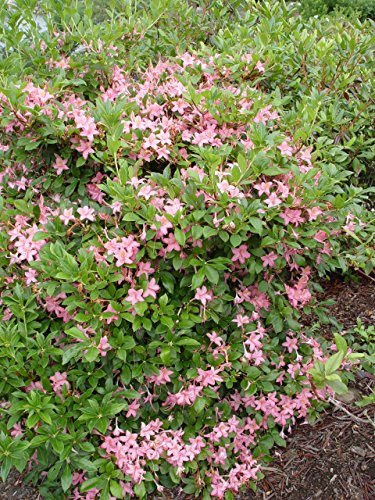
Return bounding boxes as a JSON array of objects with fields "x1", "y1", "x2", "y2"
[{"x1": 0, "y1": 275, "x2": 374, "y2": 500}]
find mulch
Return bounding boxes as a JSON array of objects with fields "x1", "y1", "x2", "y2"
[
  {"x1": 241, "y1": 273, "x2": 375, "y2": 500},
  {"x1": 242, "y1": 381, "x2": 375, "y2": 500},
  {"x1": 1, "y1": 274, "x2": 374, "y2": 500}
]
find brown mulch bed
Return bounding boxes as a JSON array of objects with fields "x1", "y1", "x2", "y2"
[
  {"x1": 1, "y1": 275, "x2": 374, "y2": 500},
  {"x1": 242, "y1": 387, "x2": 375, "y2": 500},
  {"x1": 313, "y1": 274, "x2": 375, "y2": 329}
]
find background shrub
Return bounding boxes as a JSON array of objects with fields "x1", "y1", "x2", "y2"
[{"x1": 297, "y1": 0, "x2": 375, "y2": 20}]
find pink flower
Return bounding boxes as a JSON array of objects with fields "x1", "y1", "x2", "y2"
[
  {"x1": 231, "y1": 244, "x2": 250, "y2": 264},
  {"x1": 261, "y1": 252, "x2": 278, "y2": 268},
  {"x1": 126, "y1": 288, "x2": 144, "y2": 306},
  {"x1": 254, "y1": 182, "x2": 272, "y2": 196},
  {"x1": 75, "y1": 140, "x2": 94, "y2": 159},
  {"x1": 10, "y1": 423, "x2": 23, "y2": 438},
  {"x1": 60, "y1": 208, "x2": 75, "y2": 225},
  {"x1": 77, "y1": 206, "x2": 95, "y2": 221},
  {"x1": 25, "y1": 268, "x2": 38, "y2": 285},
  {"x1": 265, "y1": 192, "x2": 282, "y2": 207},
  {"x1": 278, "y1": 141, "x2": 293, "y2": 156},
  {"x1": 280, "y1": 209, "x2": 304, "y2": 226},
  {"x1": 98, "y1": 336, "x2": 112, "y2": 356},
  {"x1": 148, "y1": 367, "x2": 173, "y2": 386},
  {"x1": 53, "y1": 155, "x2": 69, "y2": 175},
  {"x1": 143, "y1": 133, "x2": 160, "y2": 150},
  {"x1": 307, "y1": 206, "x2": 323, "y2": 221},
  {"x1": 285, "y1": 284, "x2": 311, "y2": 308},
  {"x1": 282, "y1": 336, "x2": 298, "y2": 353},
  {"x1": 232, "y1": 314, "x2": 251, "y2": 327},
  {"x1": 314, "y1": 230, "x2": 327, "y2": 243},
  {"x1": 255, "y1": 61, "x2": 265, "y2": 73},
  {"x1": 104, "y1": 304, "x2": 119, "y2": 324},
  {"x1": 50, "y1": 371, "x2": 70, "y2": 394},
  {"x1": 126, "y1": 400, "x2": 141, "y2": 418},
  {"x1": 162, "y1": 234, "x2": 181, "y2": 253},
  {"x1": 194, "y1": 286, "x2": 213, "y2": 306},
  {"x1": 195, "y1": 367, "x2": 223, "y2": 387},
  {"x1": 207, "y1": 331, "x2": 223, "y2": 346},
  {"x1": 136, "y1": 261, "x2": 155, "y2": 278},
  {"x1": 143, "y1": 278, "x2": 160, "y2": 299},
  {"x1": 151, "y1": 215, "x2": 173, "y2": 236}
]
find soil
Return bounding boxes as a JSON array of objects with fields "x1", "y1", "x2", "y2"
[
  {"x1": 0, "y1": 275, "x2": 374, "y2": 500},
  {"x1": 0, "y1": 469, "x2": 40, "y2": 499},
  {"x1": 241, "y1": 390, "x2": 375, "y2": 500}
]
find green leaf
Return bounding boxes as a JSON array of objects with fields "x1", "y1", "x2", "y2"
[
  {"x1": 193, "y1": 397, "x2": 207, "y2": 414},
  {"x1": 134, "y1": 482, "x2": 146, "y2": 498},
  {"x1": 62, "y1": 344, "x2": 84, "y2": 364},
  {"x1": 203, "y1": 226, "x2": 217, "y2": 238},
  {"x1": 74, "y1": 313, "x2": 90, "y2": 323},
  {"x1": 31, "y1": 231, "x2": 47, "y2": 242},
  {"x1": 65, "y1": 327, "x2": 89, "y2": 342},
  {"x1": 61, "y1": 464, "x2": 72, "y2": 492},
  {"x1": 85, "y1": 346, "x2": 99, "y2": 363},
  {"x1": 191, "y1": 268, "x2": 205, "y2": 289},
  {"x1": 160, "y1": 273, "x2": 175, "y2": 293},
  {"x1": 230, "y1": 234, "x2": 242, "y2": 247},
  {"x1": 175, "y1": 338, "x2": 200, "y2": 347},
  {"x1": 326, "y1": 374, "x2": 348, "y2": 395},
  {"x1": 122, "y1": 336, "x2": 136, "y2": 350},
  {"x1": 205, "y1": 265, "x2": 219, "y2": 284},
  {"x1": 81, "y1": 477, "x2": 102, "y2": 493},
  {"x1": 160, "y1": 348, "x2": 172, "y2": 364},
  {"x1": 122, "y1": 389, "x2": 141, "y2": 399},
  {"x1": 174, "y1": 228, "x2": 186, "y2": 246},
  {"x1": 325, "y1": 351, "x2": 344, "y2": 375},
  {"x1": 110, "y1": 480, "x2": 124, "y2": 498},
  {"x1": 334, "y1": 333, "x2": 348, "y2": 356},
  {"x1": 248, "y1": 217, "x2": 264, "y2": 235}
]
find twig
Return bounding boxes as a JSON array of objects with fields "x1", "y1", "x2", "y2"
[
  {"x1": 328, "y1": 397, "x2": 375, "y2": 429},
  {"x1": 355, "y1": 268, "x2": 375, "y2": 283}
]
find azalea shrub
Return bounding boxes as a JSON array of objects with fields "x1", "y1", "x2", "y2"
[
  {"x1": 0, "y1": 1, "x2": 374, "y2": 500},
  {"x1": 1, "y1": 1, "x2": 374, "y2": 194}
]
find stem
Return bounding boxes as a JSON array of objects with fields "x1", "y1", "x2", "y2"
[{"x1": 328, "y1": 396, "x2": 375, "y2": 429}]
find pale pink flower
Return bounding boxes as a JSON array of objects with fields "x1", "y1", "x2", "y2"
[
  {"x1": 126, "y1": 400, "x2": 141, "y2": 418},
  {"x1": 50, "y1": 371, "x2": 70, "y2": 394},
  {"x1": 126, "y1": 288, "x2": 144, "y2": 306},
  {"x1": 278, "y1": 141, "x2": 293, "y2": 156},
  {"x1": 307, "y1": 206, "x2": 323, "y2": 221},
  {"x1": 143, "y1": 278, "x2": 160, "y2": 299},
  {"x1": 75, "y1": 140, "x2": 94, "y2": 159},
  {"x1": 59, "y1": 208, "x2": 75, "y2": 225},
  {"x1": 282, "y1": 337, "x2": 298, "y2": 353},
  {"x1": 98, "y1": 336, "x2": 112, "y2": 356},
  {"x1": 148, "y1": 367, "x2": 173, "y2": 386},
  {"x1": 231, "y1": 244, "x2": 250, "y2": 264},
  {"x1": 53, "y1": 155, "x2": 69, "y2": 175},
  {"x1": 265, "y1": 192, "x2": 282, "y2": 207},
  {"x1": 194, "y1": 286, "x2": 213, "y2": 306},
  {"x1": 10, "y1": 423, "x2": 23, "y2": 437},
  {"x1": 314, "y1": 230, "x2": 327, "y2": 243},
  {"x1": 25, "y1": 268, "x2": 38, "y2": 285},
  {"x1": 77, "y1": 206, "x2": 95, "y2": 221},
  {"x1": 255, "y1": 61, "x2": 265, "y2": 73},
  {"x1": 136, "y1": 261, "x2": 155, "y2": 278},
  {"x1": 232, "y1": 314, "x2": 251, "y2": 327},
  {"x1": 261, "y1": 252, "x2": 278, "y2": 268},
  {"x1": 280, "y1": 209, "x2": 304, "y2": 226},
  {"x1": 195, "y1": 367, "x2": 223, "y2": 387},
  {"x1": 162, "y1": 233, "x2": 181, "y2": 253}
]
